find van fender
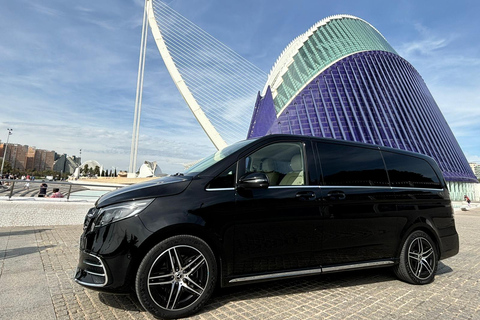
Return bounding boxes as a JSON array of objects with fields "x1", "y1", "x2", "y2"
[{"x1": 395, "y1": 216, "x2": 442, "y2": 259}]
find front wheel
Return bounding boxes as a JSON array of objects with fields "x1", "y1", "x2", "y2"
[
  {"x1": 394, "y1": 230, "x2": 438, "y2": 284},
  {"x1": 135, "y1": 235, "x2": 217, "y2": 319}
]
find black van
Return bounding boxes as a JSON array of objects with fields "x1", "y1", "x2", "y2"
[{"x1": 75, "y1": 134, "x2": 459, "y2": 319}]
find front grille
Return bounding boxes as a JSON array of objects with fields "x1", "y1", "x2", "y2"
[{"x1": 75, "y1": 252, "x2": 108, "y2": 287}]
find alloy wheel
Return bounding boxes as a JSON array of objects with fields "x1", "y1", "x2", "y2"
[
  {"x1": 147, "y1": 245, "x2": 209, "y2": 311},
  {"x1": 407, "y1": 237, "x2": 435, "y2": 280}
]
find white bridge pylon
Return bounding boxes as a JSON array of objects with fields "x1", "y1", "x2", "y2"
[{"x1": 129, "y1": 0, "x2": 267, "y2": 173}]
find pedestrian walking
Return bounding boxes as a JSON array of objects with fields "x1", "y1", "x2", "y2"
[{"x1": 464, "y1": 195, "x2": 471, "y2": 207}]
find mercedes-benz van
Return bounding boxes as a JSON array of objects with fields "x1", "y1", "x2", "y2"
[{"x1": 75, "y1": 134, "x2": 459, "y2": 319}]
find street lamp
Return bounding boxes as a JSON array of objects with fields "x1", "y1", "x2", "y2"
[{"x1": 0, "y1": 128, "x2": 13, "y2": 177}]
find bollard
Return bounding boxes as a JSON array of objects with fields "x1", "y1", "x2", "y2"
[
  {"x1": 8, "y1": 180, "x2": 15, "y2": 199},
  {"x1": 67, "y1": 184, "x2": 72, "y2": 201}
]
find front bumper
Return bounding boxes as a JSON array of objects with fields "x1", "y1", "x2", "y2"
[
  {"x1": 75, "y1": 252, "x2": 108, "y2": 287},
  {"x1": 74, "y1": 207, "x2": 150, "y2": 293}
]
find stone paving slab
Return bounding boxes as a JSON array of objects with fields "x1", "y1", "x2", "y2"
[
  {"x1": 0, "y1": 202, "x2": 92, "y2": 227},
  {"x1": 0, "y1": 206, "x2": 479, "y2": 319}
]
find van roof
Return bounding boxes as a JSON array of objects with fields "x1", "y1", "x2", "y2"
[{"x1": 254, "y1": 134, "x2": 439, "y2": 164}]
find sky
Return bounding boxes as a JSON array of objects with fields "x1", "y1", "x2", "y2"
[{"x1": 1, "y1": 0, "x2": 479, "y2": 174}]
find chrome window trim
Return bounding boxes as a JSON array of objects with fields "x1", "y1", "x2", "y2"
[
  {"x1": 320, "y1": 185, "x2": 389, "y2": 189},
  {"x1": 229, "y1": 260, "x2": 395, "y2": 283},
  {"x1": 269, "y1": 185, "x2": 318, "y2": 189},
  {"x1": 206, "y1": 185, "x2": 445, "y2": 192},
  {"x1": 319, "y1": 185, "x2": 444, "y2": 191},
  {"x1": 206, "y1": 187, "x2": 235, "y2": 192},
  {"x1": 390, "y1": 186, "x2": 444, "y2": 192}
]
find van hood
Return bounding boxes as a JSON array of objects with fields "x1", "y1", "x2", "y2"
[{"x1": 95, "y1": 175, "x2": 193, "y2": 208}]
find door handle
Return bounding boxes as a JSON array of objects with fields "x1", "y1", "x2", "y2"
[
  {"x1": 327, "y1": 191, "x2": 346, "y2": 200},
  {"x1": 295, "y1": 191, "x2": 316, "y2": 200}
]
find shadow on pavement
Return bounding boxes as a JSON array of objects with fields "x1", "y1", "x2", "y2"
[
  {"x1": 436, "y1": 261, "x2": 453, "y2": 275},
  {"x1": 93, "y1": 261, "x2": 457, "y2": 316},
  {"x1": 2, "y1": 245, "x2": 55, "y2": 259},
  {"x1": 0, "y1": 228, "x2": 51, "y2": 238},
  {"x1": 94, "y1": 267, "x2": 399, "y2": 315},
  {"x1": 98, "y1": 292, "x2": 145, "y2": 312}
]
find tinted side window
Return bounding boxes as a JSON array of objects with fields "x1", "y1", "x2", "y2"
[
  {"x1": 207, "y1": 164, "x2": 236, "y2": 189},
  {"x1": 245, "y1": 142, "x2": 305, "y2": 186},
  {"x1": 382, "y1": 151, "x2": 441, "y2": 189},
  {"x1": 316, "y1": 142, "x2": 389, "y2": 186}
]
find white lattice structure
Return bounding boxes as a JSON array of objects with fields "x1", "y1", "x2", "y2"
[{"x1": 147, "y1": 0, "x2": 267, "y2": 149}]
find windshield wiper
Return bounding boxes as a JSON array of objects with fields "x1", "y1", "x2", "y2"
[{"x1": 172, "y1": 172, "x2": 184, "y2": 176}]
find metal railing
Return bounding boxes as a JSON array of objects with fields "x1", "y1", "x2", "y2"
[{"x1": 0, "y1": 179, "x2": 124, "y2": 201}]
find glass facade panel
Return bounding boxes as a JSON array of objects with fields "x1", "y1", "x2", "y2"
[
  {"x1": 250, "y1": 15, "x2": 477, "y2": 186},
  {"x1": 272, "y1": 17, "x2": 396, "y2": 113},
  {"x1": 250, "y1": 51, "x2": 477, "y2": 184}
]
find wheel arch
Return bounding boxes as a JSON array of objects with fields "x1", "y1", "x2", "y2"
[
  {"x1": 129, "y1": 223, "x2": 224, "y2": 289},
  {"x1": 396, "y1": 217, "x2": 442, "y2": 259}
]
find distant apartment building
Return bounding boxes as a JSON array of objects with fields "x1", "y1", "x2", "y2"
[
  {"x1": 0, "y1": 143, "x2": 32, "y2": 171},
  {"x1": 0, "y1": 142, "x2": 80, "y2": 174},
  {"x1": 9, "y1": 144, "x2": 29, "y2": 171},
  {"x1": 469, "y1": 163, "x2": 480, "y2": 180},
  {"x1": 26, "y1": 147, "x2": 36, "y2": 170}
]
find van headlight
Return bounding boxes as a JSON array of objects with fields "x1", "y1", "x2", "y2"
[{"x1": 96, "y1": 199, "x2": 154, "y2": 227}]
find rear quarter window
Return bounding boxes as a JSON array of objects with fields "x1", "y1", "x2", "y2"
[{"x1": 381, "y1": 151, "x2": 442, "y2": 189}]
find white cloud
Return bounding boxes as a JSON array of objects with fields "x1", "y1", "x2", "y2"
[
  {"x1": 466, "y1": 154, "x2": 480, "y2": 163},
  {"x1": 397, "y1": 23, "x2": 453, "y2": 57},
  {"x1": 29, "y1": 3, "x2": 62, "y2": 17},
  {"x1": 393, "y1": 21, "x2": 480, "y2": 165},
  {"x1": 2, "y1": 0, "x2": 479, "y2": 175}
]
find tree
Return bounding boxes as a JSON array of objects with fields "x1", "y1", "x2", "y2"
[
  {"x1": 0, "y1": 159, "x2": 12, "y2": 176},
  {"x1": 94, "y1": 166, "x2": 100, "y2": 176},
  {"x1": 114, "y1": 168, "x2": 117, "y2": 177},
  {"x1": 83, "y1": 164, "x2": 89, "y2": 175}
]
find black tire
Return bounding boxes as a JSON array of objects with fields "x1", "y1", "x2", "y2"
[
  {"x1": 394, "y1": 230, "x2": 438, "y2": 285},
  {"x1": 135, "y1": 235, "x2": 217, "y2": 319}
]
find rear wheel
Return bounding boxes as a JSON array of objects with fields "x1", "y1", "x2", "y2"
[
  {"x1": 135, "y1": 235, "x2": 217, "y2": 319},
  {"x1": 394, "y1": 230, "x2": 438, "y2": 284}
]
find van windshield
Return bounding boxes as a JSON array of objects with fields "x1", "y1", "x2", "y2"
[{"x1": 183, "y1": 139, "x2": 256, "y2": 176}]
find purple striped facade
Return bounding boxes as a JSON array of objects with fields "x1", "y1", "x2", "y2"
[{"x1": 247, "y1": 51, "x2": 477, "y2": 183}]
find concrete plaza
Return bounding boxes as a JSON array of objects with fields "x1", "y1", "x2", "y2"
[{"x1": 0, "y1": 201, "x2": 479, "y2": 319}]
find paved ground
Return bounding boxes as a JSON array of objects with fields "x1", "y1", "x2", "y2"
[{"x1": 0, "y1": 202, "x2": 479, "y2": 319}]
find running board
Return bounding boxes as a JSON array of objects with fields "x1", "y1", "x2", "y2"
[{"x1": 229, "y1": 260, "x2": 394, "y2": 284}]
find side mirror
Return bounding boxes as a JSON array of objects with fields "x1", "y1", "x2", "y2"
[{"x1": 237, "y1": 173, "x2": 269, "y2": 189}]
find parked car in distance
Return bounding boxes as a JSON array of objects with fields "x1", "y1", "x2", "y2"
[{"x1": 75, "y1": 134, "x2": 459, "y2": 319}]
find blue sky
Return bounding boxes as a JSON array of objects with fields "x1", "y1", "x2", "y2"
[{"x1": 1, "y1": 0, "x2": 479, "y2": 174}]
